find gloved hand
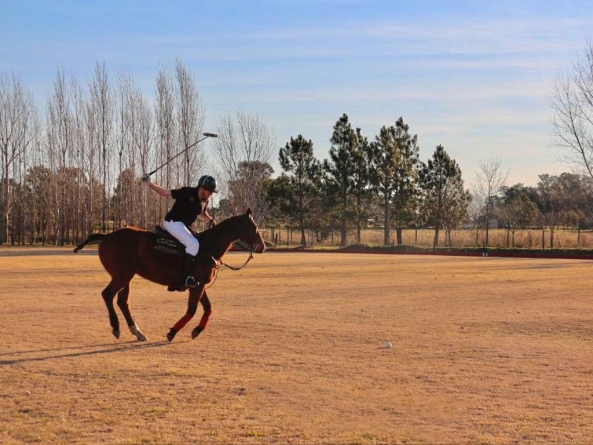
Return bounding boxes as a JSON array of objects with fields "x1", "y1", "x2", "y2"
[{"x1": 141, "y1": 173, "x2": 151, "y2": 184}]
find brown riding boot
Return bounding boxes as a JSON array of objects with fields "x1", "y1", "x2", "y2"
[
  {"x1": 167, "y1": 253, "x2": 198, "y2": 292},
  {"x1": 183, "y1": 253, "x2": 198, "y2": 288}
]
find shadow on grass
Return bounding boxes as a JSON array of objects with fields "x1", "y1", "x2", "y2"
[{"x1": 0, "y1": 340, "x2": 170, "y2": 365}]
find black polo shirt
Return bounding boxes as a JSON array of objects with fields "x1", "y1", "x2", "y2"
[{"x1": 165, "y1": 187, "x2": 207, "y2": 227}]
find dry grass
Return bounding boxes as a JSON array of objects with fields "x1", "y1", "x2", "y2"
[{"x1": 2, "y1": 248, "x2": 593, "y2": 444}]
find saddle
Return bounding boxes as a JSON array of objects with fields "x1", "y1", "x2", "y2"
[
  {"x1": 153, "y1": 225, "x2": 206, "y2": 258},
  {"x1": 153, "y1": 225, "x2": 185, "y2": 256},
  {"x1": 155, "y1": 225, "x2": 174, "y2": 238}
]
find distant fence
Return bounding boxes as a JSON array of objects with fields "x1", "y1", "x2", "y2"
[
  {"x1": 5, "y1": 226, "x2": 590, "y2": 251},
  {"x1": 263, "y1": 227, "x2": 593, "y2": 250}
]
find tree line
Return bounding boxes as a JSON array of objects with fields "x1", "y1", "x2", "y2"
[
  {"x1": 263, "y1": 115, "x2": 469, "y2": 248},
  {"x1": 2, "y1": 42, "x2": 593, "y2": 248},
  {"x1": 0, "y1": 61, "x2": 469, "y2": 248}
]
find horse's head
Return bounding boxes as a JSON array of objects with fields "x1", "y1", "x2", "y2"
[{"x1": 236, "y1": 208, "x2": 266, "y2": 254}]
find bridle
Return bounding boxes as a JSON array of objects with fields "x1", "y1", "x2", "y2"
[{"x1": 201, "y1": 217, "x2": 259, "y2": 272}]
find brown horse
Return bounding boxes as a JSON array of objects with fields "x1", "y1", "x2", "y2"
[{"x1": 73, "y1": 209, "x2": 265, "y2": 342}]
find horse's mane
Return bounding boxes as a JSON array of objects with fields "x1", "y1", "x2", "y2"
[
  {"x1": 201, "y1": 213, "x2": 245, "y2": 235},
  {"x1": 197, "y1": 213, "x2": 249, "y2": 258}
]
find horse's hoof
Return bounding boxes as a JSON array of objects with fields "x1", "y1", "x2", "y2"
[
  {"x1": 191, "y1": 326, "x2": 204, "y2": 339},
  {"x1": 167, "y1": 329, "x2": 177, "y2": 342},
  {"x1": 112, "y1": 329, "x2": 120, "y2": 339},
  {"x1": 130, "y1": 325, "x2": 147, "y2": 341}
]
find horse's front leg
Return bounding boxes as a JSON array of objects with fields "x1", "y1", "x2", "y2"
[
  {"x1": 167, "y1": 285, "x2": 204, "y2": 342},
  {"x1": 191, "y1": 290, "x2": 213, "y2": 339}
]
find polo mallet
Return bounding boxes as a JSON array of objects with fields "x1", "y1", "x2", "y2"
[{"x1": 146, "y1": 132, "x2": 218, "y2": 176}]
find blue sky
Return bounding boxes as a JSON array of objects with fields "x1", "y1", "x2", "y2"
[{"x1": 2, "y1": 0, "x2": 593, "y2": 187}]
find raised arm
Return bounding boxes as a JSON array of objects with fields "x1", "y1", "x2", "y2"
[{"x1": 142, "y1": 174, "x2": 172, "y2": 197}]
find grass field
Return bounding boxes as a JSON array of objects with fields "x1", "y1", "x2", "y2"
[{"x1": 2, "y1": 248, "x2": 593, "y2": 444}]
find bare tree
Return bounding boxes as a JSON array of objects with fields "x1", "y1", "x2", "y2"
[
  {"x1": 213, "y1": 110, "x2": 276, "y2": 216},
  {"x1": 498, "y1": 186, "x2": 538, "y2": 247},
  {"x1": 0, "y1": 73, "x2": 39, "y2": 243},
  {"x1": 71, "y1": 76, "x2": 88, "y2": 241},
  {"x1": 155, "y1": 68, "x2": 176, "y2": 189},
  {"x1": 551, "y1": 42, "x2": 593, "y2": 179},
  {"x1": 137, "y1": 98, "x2": 155, "y2": 229},
  {"x1": 89, "y1": 62, "x2": 114, "y2": 232},
  {"x1": 151, "y1": 68, "x2": 178, "y2": 228},
  {"x1": 113, "y1": 72, "x2": 133, "y2": 229},
  {"x1": 120, "y1": 78, "x2": 154, "y2": 228},
  {"x1": 473, "y1": 158, "x2": 508, "y2": 247},
  {"x1": 174, "y1": 59, "x2": 205, "y2": 185},
  {"x1": 46, "y1": 68, "x2": 77, "y2": 245},
  {"x1": 535, "y1": 174, "x2": 565, "y2": 249}
]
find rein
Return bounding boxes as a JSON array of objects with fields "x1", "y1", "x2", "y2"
[
  {"x1": 221, "y1": 245, "x2": 254, "y2": 271},
  {"x1": 201, "y1": 224, "x2": 255, "y2": 272},
  {"x1": 204, "y1": 244, "x2": 253, "y2": 290}
]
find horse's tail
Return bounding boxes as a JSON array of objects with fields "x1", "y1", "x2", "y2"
[{"x1": 73, "y1": 233, "x2": 105, "y2": 253}]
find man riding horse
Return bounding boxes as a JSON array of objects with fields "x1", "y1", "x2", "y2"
[
  {"x1": 73, "y1": 207, "x2": 265, "y2": 342},
  {"x1": 142, "y1": 173, "x2": 217, "y2": 291}
]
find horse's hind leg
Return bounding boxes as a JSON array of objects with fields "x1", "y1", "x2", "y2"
[
  {"x1": 102, "y1": 280, "x2": 125, "y2": 339},
  {"x1": 116, "y1": 285, "x2": 147, "y2": 342}
]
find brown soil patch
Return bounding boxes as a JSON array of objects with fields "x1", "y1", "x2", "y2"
[{"x1": 2, "y1": 249, "x2": 593, "y2": 444}]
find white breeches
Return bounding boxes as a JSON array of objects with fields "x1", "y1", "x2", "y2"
[{"x1": 163, "y1": 220, "x2": 200, "y2": 256}]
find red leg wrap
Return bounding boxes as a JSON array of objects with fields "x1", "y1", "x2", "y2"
[
  {"x1": 172, "y1": 313, "x2": 193, "y2": 332},
  {"x1": 198, "y1": 310, "x2": 213, "y2": 329}
]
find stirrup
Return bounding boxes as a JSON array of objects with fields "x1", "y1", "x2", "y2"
[{"x1": 185, "y1": 276, "x2": 199, "y2": 289}]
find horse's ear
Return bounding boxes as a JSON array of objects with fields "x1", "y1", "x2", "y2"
[{"x1": 246, "y1": 208, "x2": 252, "y2": 217}]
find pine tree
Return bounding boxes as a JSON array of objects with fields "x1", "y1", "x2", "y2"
[
  {"x1": 418, "y1": 145, "x2": 470, "y2": 249},
  {"x1": 278, "y1": 135, "x2": 323, "y2": 246},
  {"x1": 323, "y1": 114, "x2": 371, "y2": 246},
  {"x1": 368, "y1": 117, "x2": 420, "y2": 245}
]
